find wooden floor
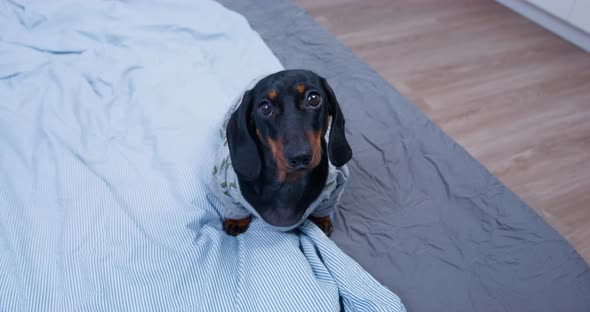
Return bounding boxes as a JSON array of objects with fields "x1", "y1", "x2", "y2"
[{"x1": 296, "y1": 0, "x2": 590, "y2": 263}]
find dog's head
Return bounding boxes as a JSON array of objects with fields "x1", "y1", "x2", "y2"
[{"x1": 227, "y1": 69, "x2": 352, "y2": 182}]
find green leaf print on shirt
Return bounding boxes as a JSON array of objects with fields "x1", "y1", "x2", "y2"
[{"x1": 324, "y1": 180, "x2": 335, "y2": 190}]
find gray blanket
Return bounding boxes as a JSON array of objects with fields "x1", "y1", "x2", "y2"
[{"x1": 218, "y1": 0, "x2": 590, "y2": 311}]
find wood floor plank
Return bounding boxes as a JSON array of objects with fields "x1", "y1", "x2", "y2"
[{"x1": 296, "y1": 0, "x2": 590, "y2": 263}]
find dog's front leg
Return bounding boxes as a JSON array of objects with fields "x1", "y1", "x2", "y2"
[
  {"x1": 309, "y1": 215, "x2": 334, "y2": 237},
  {"x1": 223, "y1": 216, "x2": 252, "y2": 236}
]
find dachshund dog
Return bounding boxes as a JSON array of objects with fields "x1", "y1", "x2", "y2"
[{"x1": 214, "y1": 69, "x2": 352, "y2": 236}]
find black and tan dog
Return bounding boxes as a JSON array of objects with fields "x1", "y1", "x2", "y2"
[{"x1": 213, "y1": 69, "x2": 352, "y2": 236}]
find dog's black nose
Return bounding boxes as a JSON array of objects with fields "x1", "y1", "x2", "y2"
[{"x1": 287, "y1": 152, "x2": 311, "y2": 169}]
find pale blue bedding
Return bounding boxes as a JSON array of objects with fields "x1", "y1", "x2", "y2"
[{"x1": 0, "y1": 0, "x2": 404, "y2": 311}]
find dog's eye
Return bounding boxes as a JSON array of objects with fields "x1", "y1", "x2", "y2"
[
  {"x1": 307, "y1": 91, "x2": 322, "y2": 108},
  {"x1": 258, "y1": 101, "x2": 273, "y2": 117}
]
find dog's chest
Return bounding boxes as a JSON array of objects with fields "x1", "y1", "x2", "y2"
[
  {"x1": 211, "y1": 137, "x2": 349, "y2": 230},
  {"x1": 244, "y1": 169, "x2": 325, "y2": 212}
]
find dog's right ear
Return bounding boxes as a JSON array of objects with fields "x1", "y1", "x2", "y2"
[{"x1": 226, "y1": 90, "x2": 261, "y2": 181}]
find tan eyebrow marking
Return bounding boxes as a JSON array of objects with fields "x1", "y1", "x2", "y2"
[
  {"x1": 268, "y1": 89, "x2": 277, "y2": 100},
  {"x1": 296, "y1": 84, "x2": 305, "y2": 94}
]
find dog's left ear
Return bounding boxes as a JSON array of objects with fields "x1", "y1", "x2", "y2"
[
  {"x1": 321, "y1": 77, "x2": 352, "y2": 167},
  {"x1": 226, "y1": 90, "x2": 261, "y2": 181}
]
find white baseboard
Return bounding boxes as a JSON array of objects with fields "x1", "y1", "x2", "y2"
[{"x1": 496, "y1": 0, "x2": 590, "y2": 53}]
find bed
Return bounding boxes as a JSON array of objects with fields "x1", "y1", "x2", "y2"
[
  {"x1": 1, "y1": 0, "x2": 589, "y2": 311},
  {"x1": 217, "y1": 0, "x2": 590, "y2": 311}
]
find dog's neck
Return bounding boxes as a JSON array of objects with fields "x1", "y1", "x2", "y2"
[{"x1": 236, "y1": 139, "x2": 329, "y2": 225}]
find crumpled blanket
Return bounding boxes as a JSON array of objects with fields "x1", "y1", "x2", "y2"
[{"x1": 0, "y1": 0, "x2": 405, "y2": 311}]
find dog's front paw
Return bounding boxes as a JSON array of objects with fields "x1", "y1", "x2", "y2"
[
  {"x1": 309, "y1": 215, "x2": 334, "y2": 237},
  {"x1": 223, "y1": 216, "x2": 252, "y2": 236}
]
